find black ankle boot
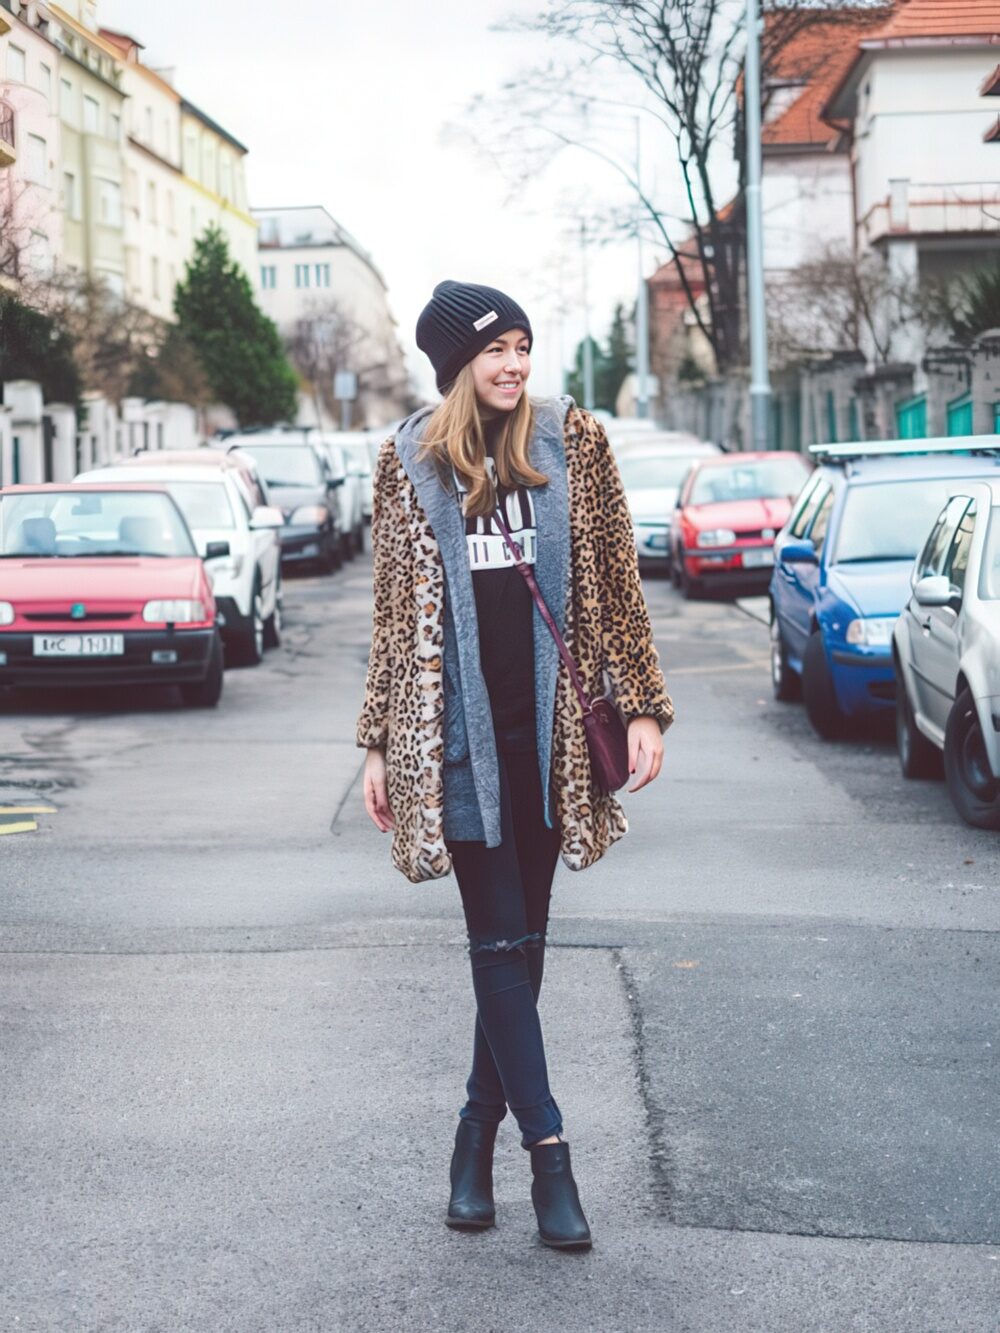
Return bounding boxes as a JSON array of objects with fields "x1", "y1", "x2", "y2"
[
  {"x1": 529, "y1": 1141, "x2": 592, "y2": 1250},
  {"x1": 446, "y1": 1119, "x2": 497, "y2": 1230}
]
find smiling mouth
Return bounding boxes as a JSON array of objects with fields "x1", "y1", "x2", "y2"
[{"x1": 496, "y1": 381, "x2": 521, "y2": 391}]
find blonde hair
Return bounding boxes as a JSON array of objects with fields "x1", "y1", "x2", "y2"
[{"x1": 418, "y1": 363, "x2": 548, "y2": 518}]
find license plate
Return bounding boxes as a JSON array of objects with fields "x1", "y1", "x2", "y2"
[
  {"x1": 741, "y1": 548, "x2": 774, "y2": 569},
  {"x1": 33, "y1": 634, "x2": 125, "y2": 657}
]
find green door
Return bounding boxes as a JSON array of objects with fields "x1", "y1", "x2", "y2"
[
  {"x1": 946, "y1": 396, "x2": 973, "y2": 437},
  {"x1": 896, "y1": 396, "x2": 927, "y2": 440}
]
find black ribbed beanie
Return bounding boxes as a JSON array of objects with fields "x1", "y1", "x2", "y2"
[{"x1": 416, "y1": 279, "x2": 533, "y2": 392}]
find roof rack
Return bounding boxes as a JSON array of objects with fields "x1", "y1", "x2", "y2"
[{"x1": 810, "y1": 436, "x2": 1000, "y2": 462}]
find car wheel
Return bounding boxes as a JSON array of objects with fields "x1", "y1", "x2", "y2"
[
  {"x1": 263, "y1": 580, "x2": 282, "y2": 649},
  {"x1": 895, "y1": 663, "x2": 941, "y2": 779},
  {"x1": 680, "y1": 563, "x2": 700, "y2": 600},
  {"x1": 671, "y1": 558, "x2": 682, "y2": 591},
  {"x1": 770, "y1": 609, "x2": 800, "y2": 703},
  {"x1": 180, "y1": 632, "x2": 224, "y2": 708},
  {"x1": 230, "y1": 580, "x2": 265, "y2": 667},
  {"x1": 802, "y1": 630, "x2": 845, "y2": 740},
  {"x1": 319, "y1": 532, "x2": 339, "y2": 574},
  {"x1": 943, "y1": 687, "x2": 1000, "y2": 829},
  {"x1": 354, "y1": 522, "x2": 366, "y2": 556},
  {"x1": 341, "y1": 529, "x2": 354, "y2": 562}
]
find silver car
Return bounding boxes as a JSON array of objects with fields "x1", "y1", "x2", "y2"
[
  {"x1": 893, "y1": 479, "x2": 1000, "y2": 829},
  {"x1": 616, "y1": 438, "x2": 720, "y2": 572}
]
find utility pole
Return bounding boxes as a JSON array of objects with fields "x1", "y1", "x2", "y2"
[
  {"x1": 745, "y1": 0, "x2": 771, "y2": 450},
  {"x1": 580, "y1": 218, "x2": 595, "y2": 411},
  {"x1": 634, "y1": 115, "x2": 650, "y2": 420}
]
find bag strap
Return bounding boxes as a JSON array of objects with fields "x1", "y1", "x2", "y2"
[{"x1": 491, "y1": 503, "x2": 593, "y2": 715}]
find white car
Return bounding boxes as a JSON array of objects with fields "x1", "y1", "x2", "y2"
[
  {"x1": 334, "y1": 434, "x2": 376, "y2": 524},
  {"x1": 893, "y1": 479, "x2": 1000, "y2": 829},
  {"x1": 313, "y1": 435, "x2": 365, "y2": 558},
  {"x1": 616, "y1": 439, "x2": 721, "y2": 572},
  {"x1": 75, "y1": 462, "x2": 284, "y2": 667}
]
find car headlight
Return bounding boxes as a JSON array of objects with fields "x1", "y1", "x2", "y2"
[
  {"x1": 0, "y1": 602, "x2": 14, "y2": 626},
  {"x1": 289, "y1": 505, "x2": 328, "y2": 526},
  {"x1": 142, "y1": 599, "x2": 206, "y2": 623},
  {"x1": 845, "y1": 616, "x2": 897, "y2": 647},
  {"x1": 697, "y1": 528, "x2": 736, "y2": 548}
]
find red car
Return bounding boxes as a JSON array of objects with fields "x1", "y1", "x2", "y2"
[
  {"x1": 670, "y1": 451, "x2": 813, "y2": 598},
  {"x1": 0, "y1": 482, "x2": 224, "y2": 706}
]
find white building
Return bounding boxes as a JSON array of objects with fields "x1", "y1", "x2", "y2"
[
  {"x1": 253, "y1": 205, "x2": 410, "y2": 427},
  {"x1": 100, "y1": 26, "x2": 256, "y2": 321},
  {"x1": 0, "y1": 0, "x2": 64, "y2": 285}
]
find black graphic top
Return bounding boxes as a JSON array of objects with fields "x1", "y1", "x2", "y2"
[{"x1": 453, "y1": 445, "x2": 537, "y2": 745}]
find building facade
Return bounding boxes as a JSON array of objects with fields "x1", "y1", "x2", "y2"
[{"x1": 253, "y1": 205, "x2": 410, "y2": 427}]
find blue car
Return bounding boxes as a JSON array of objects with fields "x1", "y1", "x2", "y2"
[{"x1": 769, "y1": 439, "x2": 1000, "y2": 738}]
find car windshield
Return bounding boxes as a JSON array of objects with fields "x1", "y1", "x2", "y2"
[
  {"x1": 138, "y1": 480, "x2": 236, "y2": 530},
  {"x1": 689, "y1": 458, "x2": 809, "y2": 505},
  {"x1": 0, "y1": 490, "x2": 196, "y2": 558},
  {"x1": 981, "y1": 506, "x2": 1000, "y2": 599},
  {"x1": 618, "y1": 453, "x2": 705, "y2": 490},
  {"x1": 236, "y1": 444, "x2": 321, "y2": 488},
  {"x1": 834, "y1": 477, "x2": 989, "y2": 564}
]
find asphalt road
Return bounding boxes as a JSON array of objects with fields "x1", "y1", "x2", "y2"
[{"x1": 1, "y1": 551, "x2": 998, "y2": 1332}]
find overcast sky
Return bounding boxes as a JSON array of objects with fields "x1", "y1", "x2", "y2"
[{"x1": 97, "y1": 0, "x2": 657, "y2": 398}]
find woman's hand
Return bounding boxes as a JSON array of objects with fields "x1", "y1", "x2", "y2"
[
  {"x1": 363, "y1": 746, "x2": 395, "y2": 832},
  {"x1": 626, "y1": 716, "x2": 664, "y2": 793}
]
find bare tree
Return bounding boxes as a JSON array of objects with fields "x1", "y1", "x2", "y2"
[
  {"x1": 768, "y1": 243, "x2": 922, "y2": 366},
  {"x1": 464, "y1": 1, "x2": 889, "y2": 374},
  {"x1": 285, "y1": 297, "x2": 371, "y2": 425}
]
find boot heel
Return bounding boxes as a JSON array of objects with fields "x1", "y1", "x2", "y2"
[
  {"x1": 529, "y1": 1141, "x2": 592, "y2": 1250},
  {"x1": 446, "y1": 1119, "x2": 497, "y2": 1230}
]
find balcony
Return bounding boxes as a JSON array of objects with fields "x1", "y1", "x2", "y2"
[
  {"x1": 859, "y1": 179, "x2": 1000, "y2": 247},
  {"x1": 0, "y1": 103, "x2": 15, "y2": 168}
]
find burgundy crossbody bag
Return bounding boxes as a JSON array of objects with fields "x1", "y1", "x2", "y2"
[{"x1": 491, "y1": 505, "x2": 631, "y2": 794}]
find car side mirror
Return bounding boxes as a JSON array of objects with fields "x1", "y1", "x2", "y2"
[
  {"x1": 779, "y1": 538, "x2": 817, "y2": 565},
  {"x1": 250, "y1": 505, "x2": 284, "y2": 530},
  {"x1": 913, "y1": 574, "x2": 953, "y2": 608},
  {"x1": 326, "y1": 476, "x2": 344, "y2": 490},
  {"x1": 205, "y1": 540, "x2": 230, "y2": 560}
]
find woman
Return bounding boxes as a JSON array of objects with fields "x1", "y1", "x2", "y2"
[{"x1": 357, "y1": 279, "x2": 673, "y2": 1252}]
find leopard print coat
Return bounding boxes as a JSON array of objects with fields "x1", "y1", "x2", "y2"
[{"x1": 356, "y1": 403, "x2": 674, "y2": 883}]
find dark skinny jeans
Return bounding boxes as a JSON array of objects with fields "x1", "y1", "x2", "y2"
[{"x1": 446, "y1": 726, "x2": 563, "y2": 1148}]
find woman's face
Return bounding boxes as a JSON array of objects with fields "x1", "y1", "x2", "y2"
[{"x1": 470, "y1": 327, "x2": 531, "y2": 415}]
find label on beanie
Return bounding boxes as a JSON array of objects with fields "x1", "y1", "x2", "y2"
[{"x1": 473, "y1": 310, "x2": 499, "y2": 332}]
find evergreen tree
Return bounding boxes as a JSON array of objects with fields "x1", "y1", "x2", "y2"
[
  {"x1": 564, "y1": 306, "x2": 634, "y2": 413},
  {"x1": 173, "y1": 224, "x2": 299, "y2": 426},
  {"x1": 0, "y1": 292, "x2": 83, "y2": 418}
]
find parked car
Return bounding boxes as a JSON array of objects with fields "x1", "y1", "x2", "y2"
[
  {"x1": 769, "y1": 439, "x2": 1000, "y2": 740},
  {"x1": 75, "y1": 461, "x2": 283, "y2": 667},
  {"x1": 312, "y1": 435, "x2": 365, "y2": 558},
  {"x1": 0, "y1": 482, "x2": 224, "y2": 707},
  {"x1": 222, "y1": 432, "x2": 343, "y2": 573},
  {"x1": 670, "y1": 450, "x2": 812, "y2": 597},
  {"x1": 128, "y1": 446, "x2": 274, "y2": 516},
  {"x1": 322, "y1": 431, "x2": 376, "y2": 525},
  {"x1": 616, "y1": 440, "x2": 720, "y2": 573},
  {"x1": 893, "y1": 479, "x2": 1000, "y2": 828}
]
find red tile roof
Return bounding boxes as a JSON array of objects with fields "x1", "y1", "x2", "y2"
[
  {"x1": 864, "y1": 0, "x2": 1000, "y2": 41},
  {"x1": 762, "y1": 11, "x2": 888, "y2": 149}
]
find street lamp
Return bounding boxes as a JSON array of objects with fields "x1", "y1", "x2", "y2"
[{"x1": 745, "y1": 0, "x2": 772, "y2": 450}]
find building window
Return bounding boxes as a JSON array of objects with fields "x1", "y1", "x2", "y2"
[
  {"x1": 25, "y1": 134, "x2": 47, "y2": 186},
  {"x1": 151, "y1": 255, "x2": 160, "y2": 300},
  {"x1": 37, "y1": 63, "x2": 52, "y2": 102},
  {"x1": 166, "y1": 190, "x2": 175, "y2": 233},
  {"x1": 6, "y1": 46, "x2": 26, "y2": 85},
  {"x1": 895, "y1": 395, "x2": 927, "y2": 441},
  {"x1": 184, "y1": 131, "x2": 197, "y2": 176},
  {"x1": 295, "y1": 264, "x2": 311, "y2": 288},
  {"x1": 168, "y1": 262, "x2": 176, "y2": 297},
  {"x1": 220, "y1": 155, "x2": 231, "y2": 201},
  {"x1": 203, "y1": 140, "x2": 215, "y2": 190},
  {"x1": 83, "y1": 95, "x2": 99, "y2": 134},
  {"x1": 946, "y1": 395, "x2": 973, "y2": 438},
  {"x1": 63, "y1": 170, "x2": 80, "y2": 220},
  {"x1": 260, "y1": 265, "x2": 277, "y2": 290},
  {"x1": 315, "y1": 263, "x2": 331, "y2": 287},
  {"x1": 147, "y1": 180, "x2": 157, "y2": 225},
  {"x1": 109, "y1": 111, "x2": 120, "y2": 142},
  {"x1": 60, "y1": 78, "x2": 73, "y2": 121},
  {"x1": 144, "y1": 105, "x2": 153, "y2": 142},
  {"x1": 97, "y1": 178, "x2": 123, "y2": 228}
]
